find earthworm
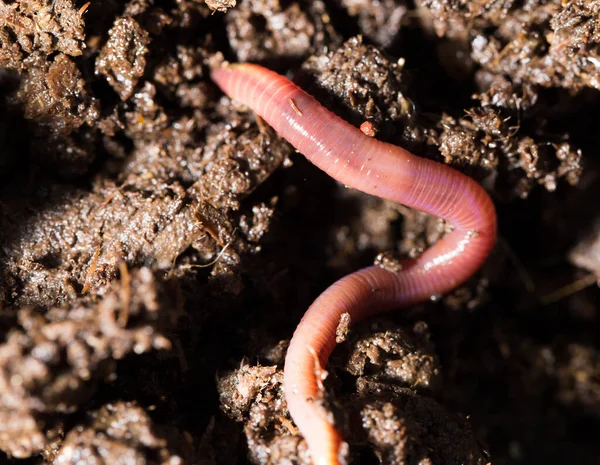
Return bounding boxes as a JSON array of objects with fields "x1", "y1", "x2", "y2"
[{"x1": 211, "y1": 64, "x2": 497, "y2": 465}]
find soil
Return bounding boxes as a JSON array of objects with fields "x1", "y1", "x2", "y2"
[{"x1": 0, "y1": 1, "x2": 599, "y2": 464}]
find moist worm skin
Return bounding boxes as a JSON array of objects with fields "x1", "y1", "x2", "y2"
[{"x1": 211, "y1": 64, "x2": 497, "y2": 465}]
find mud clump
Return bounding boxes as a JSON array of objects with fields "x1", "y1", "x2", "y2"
[
  {"x1": 15, "y1": 52, "x2": 100, "y2": 176},
  {"x1": 300, "y1": 36, "x2": 418, "y2": 144},
  {"x1": 96, "y1": 17, "x2": 151, "y2": 101},
  {"x1": 0, "y1": 269, "x2": 175, "y2": 458},
  {"x1": 225, "y1": 0, "x2": 339, "y2": 63},
  {"x1": 52, "y1": 402, "x2": 188, "y2": 465},
  {"x1": 0, "y1": 0, "x2": 86, "y2": 67},
  {"x1": 217, "y1": 363, "x2": 313, "y2": 464},
  {"x1": 344, "y1": 321, "x2": 441, "y2": 392},
  {"x1": 356, "y1": 394, "x2": 486, "y2": 465}
]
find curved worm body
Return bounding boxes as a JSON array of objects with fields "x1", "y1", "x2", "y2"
[{"x1": 211, "y1": 64, "x2": 497, "y2": 465}]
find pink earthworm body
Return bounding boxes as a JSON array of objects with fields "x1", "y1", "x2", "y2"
[{"x1": 211, "y1": 64, "x2": 497, "y2": 465}]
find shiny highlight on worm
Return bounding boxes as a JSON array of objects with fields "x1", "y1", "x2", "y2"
[{"x1": 211, "y1": 63, "x2": 497, "y2": 465}]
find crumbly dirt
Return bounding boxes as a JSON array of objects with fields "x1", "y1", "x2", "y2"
[
  {"x1": 50, "y1": 401, "x2": 192, "y2": 465},
  {"x1": 0, "y1": 1, "x2": 599, "y2": 464}
]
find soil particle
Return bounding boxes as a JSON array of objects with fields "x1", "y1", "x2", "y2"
[
  {"x1": 205, "y1": 0, "x2": 236, "y2": 13},
  {"x1": 418, "y1": 0, "x2": 600, "y2": 91},
  {"x1": 53, "y1": 402, "x2": 187, "y2": 465},
  {"x1": 300, "y1": 36, "x2": 418, "y2": 146},
  {"x1": 0, "y1": 406, "x2": 46, "y2": 459},
  {"x1": 195, "y1": 120, "x2": 290, "y2": 210},
  {"x1": 343, "y1": 321, "x2": 441, "y2": 392},
  {"x1": 218, "y1": 364, "x2": 279, "y2": 422},
  {"x1": 336, "y1": 312, "x2": 351, "y2": 344},
  {"x1": 96, "y1": 17, "x2": 151, "y2": 101},
  {"x1": 360, "y1": 120, "x2": 378, "y2": 137},
  {"x1": 340, "y1": 0, "x2": 408, "y2": 48},
  {"x1": 226, "y1": 0, "x2": 339, "y2": 63},
  {"x1": 238, "y1": 201, "x2": 277, "y2": 244},
  {"x1": 13, "y1": 52, "x2": 100, "y2": 176},
  {"x1": 435, "y1": 105, "x2": 582, "y2": 199},
  {"x1": 218, "y1": 362, "x2": 312, "y2": 465},
  {"x1": 153, "y1": 45, "x2": 210, "y2": 106},
  {"x1": 473, "y1": 73, "x2": 539, "y2": 111},
  {"x1": 374, "y1": 251, "x2": 404, "y2": 273},
  {"x1": 0, "y1": 181, "x2": 196, "y2": 308},
  {"x1": 0, "y1": 0, "x2": 86, "y2": 69},
  {"x1": 0, "y1": 268, "x2": 175, "y2": 458},
  {"x1": 354, "y1": 393, "x2": 487, "y2": 465}
]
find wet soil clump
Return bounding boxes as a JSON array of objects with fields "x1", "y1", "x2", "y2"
[{"x1": 0, "y1": 1, "x2": 599, "y2": 464}]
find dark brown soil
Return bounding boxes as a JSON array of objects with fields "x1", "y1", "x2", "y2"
[{"x1": 0, "y1": 1, "x2": 599, "y2": 464}]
